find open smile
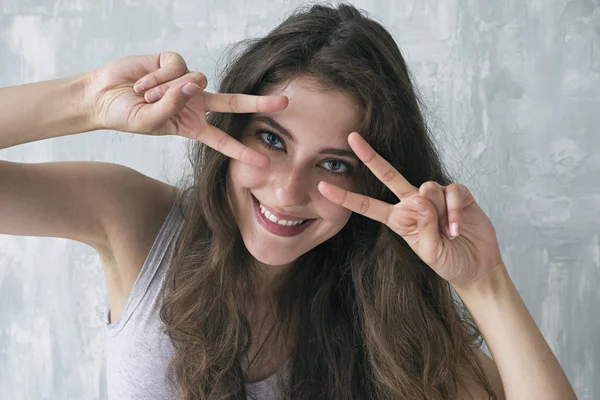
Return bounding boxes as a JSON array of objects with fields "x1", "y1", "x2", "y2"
[{"x1": 251, "y1": 194, "x2": 317, "y2": 237}]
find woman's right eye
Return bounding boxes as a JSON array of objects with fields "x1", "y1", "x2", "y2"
[{"x1": 256, "y1": 131, "x2": 285, "y2": 150}]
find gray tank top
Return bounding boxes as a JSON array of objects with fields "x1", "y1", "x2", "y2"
[{"x1": 104, "y1": 189, "x2": 288, "y2": 399}]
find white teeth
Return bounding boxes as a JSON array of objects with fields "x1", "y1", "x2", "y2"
[{"x1": 259, "y1": 203, "x2": 305, "y2": 226}]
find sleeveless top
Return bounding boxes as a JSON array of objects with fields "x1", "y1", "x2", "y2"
[{"x1": 104, "y1": 188, "x2": 289, "y2": 399}]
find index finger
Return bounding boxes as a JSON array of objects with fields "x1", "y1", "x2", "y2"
[
  {"x1": 190, "y1": 124, "x2": 271, "y2": 168},
  {"x1": 205, "y1": 92, "x2": 289, "y2": 114},
  {"x1": 348, "y1": 132, "x2": 417, "y2": 200}
]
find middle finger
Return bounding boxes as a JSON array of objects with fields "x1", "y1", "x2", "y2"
[
  {"x1": 204, "y1": 92, "x2": 289, "y2": 114},
  {"x1": 192, "y1": 124, "x2": 271, "y2": 167}
]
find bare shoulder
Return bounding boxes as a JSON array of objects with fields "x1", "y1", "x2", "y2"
[
  {"x1": 98, "y1": 167, "x2": 179, "y2": 323},
  {"x1": 458, "y1": 347, "x2": 506, "y2": 400}
]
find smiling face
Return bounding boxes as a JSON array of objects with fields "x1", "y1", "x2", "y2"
[{"x1": 226, "y1": 77, "x2": 362, "y2": 272}]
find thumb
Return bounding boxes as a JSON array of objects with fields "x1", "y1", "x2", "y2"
[{"x1": 414, "y1": 196, "x2": 442, "y2": 267}]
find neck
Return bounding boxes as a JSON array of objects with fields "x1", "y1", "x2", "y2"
[{"x1": 253, "y1": 259, "x2": 293, "y2": 303}]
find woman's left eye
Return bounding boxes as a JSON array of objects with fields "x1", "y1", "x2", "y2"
[{"x1": 321, "y1": 160, "x2": 349, "y2": 175}]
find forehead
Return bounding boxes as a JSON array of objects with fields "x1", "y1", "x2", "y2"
[{"x1": 255, "y1": 78, "x2": 362, "y2": 138}]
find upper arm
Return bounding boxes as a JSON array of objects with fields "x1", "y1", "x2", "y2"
[
  {"x1": 0, "y1": 160, "x2": 173, "y2": 254},
  {"x1": 458, "y1": 347, "x2": 506, "y2": 400},
  {"x1": 1, "y1": 160, "x2": 114, "y2": 251}
]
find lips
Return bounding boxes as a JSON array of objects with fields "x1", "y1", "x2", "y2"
[{"x1": 251, "y1": 194, "x2": 316, "y2": 237}]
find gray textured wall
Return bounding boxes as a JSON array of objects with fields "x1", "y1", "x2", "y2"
[{"x1": 0, "y1": 0, "x2": 598, "y2": 399}]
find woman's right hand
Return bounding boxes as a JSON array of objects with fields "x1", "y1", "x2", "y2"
[{"x1": 86, "y1": 52, "x2": 288, "y2": 167}]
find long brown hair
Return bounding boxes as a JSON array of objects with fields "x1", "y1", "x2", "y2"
[{"x1": 159, "y1": 3, "x2": 497, "y2": 399}]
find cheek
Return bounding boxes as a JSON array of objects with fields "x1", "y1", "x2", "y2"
[
  {"x1": 318, "y1": 197, "x2": 352, "y2": 226},
  {"x1": 227, "y1": 160, "x2": 265, "y2": 190}
]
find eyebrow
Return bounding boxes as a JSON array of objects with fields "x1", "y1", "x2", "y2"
[{"x1": 253, "y1": 116, "x2": 360, "y2": 162}]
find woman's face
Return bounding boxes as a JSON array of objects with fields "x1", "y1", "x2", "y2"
[{"x1": 226, "y1": 78, "x2": 361, "y2": 267}]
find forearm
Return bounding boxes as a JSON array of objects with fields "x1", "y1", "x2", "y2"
[
  {"x1": 0, "y1": 73, "x2": 99, "y2": 150},
  {"x1": 453, "y1": 264, "x2": 577, "y2": 400}
]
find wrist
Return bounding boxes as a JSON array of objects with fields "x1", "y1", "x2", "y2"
[
  {"x1": 69, "y1": 72, "x2": 103, "y2": 132},
  {"x1": 451, "y1": 261, "x2": 511, "y2": 300}
]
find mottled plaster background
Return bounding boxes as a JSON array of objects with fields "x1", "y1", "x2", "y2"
[{"x1": 0, "y1": 0, "x2": 598, "y2": 399}]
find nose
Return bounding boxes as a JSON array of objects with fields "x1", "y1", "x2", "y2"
[{"x1": 272, "y1": 165, "x2": 311, "y2": 208}]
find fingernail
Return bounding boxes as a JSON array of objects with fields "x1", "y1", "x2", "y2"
[
  {"x1": 182, "y1": 83, "x2": 200, "y2": 96},
  {"x1": 450, "y1": 223, "x2": 460, "y2": 237},
  {"x1": 145, "y1": 88, "x2": 161, "y2": 103},
  {"x1": 134, "y1": 80, "x2": 147, "y2": 93}
]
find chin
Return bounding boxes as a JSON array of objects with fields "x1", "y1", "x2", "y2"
[{"x1": 242, "y1": 237, "x2": 302, "y2": 267}]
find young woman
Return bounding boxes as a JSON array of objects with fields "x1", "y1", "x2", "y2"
[{"x1": 0, "y1": 3, "x2": 576, "y2": 400}]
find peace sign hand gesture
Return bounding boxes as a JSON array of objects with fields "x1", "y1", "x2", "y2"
[
  {"x1": 318, "y1": 132, "x2": 504, "y2": 291},
  {"x1": 87, "y1": 52, "x2": 288, "y2": 167}
]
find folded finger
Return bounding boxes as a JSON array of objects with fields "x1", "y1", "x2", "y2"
[
  {"x1": 134, "y1": 52, "x2": 192, "y2": 93},
  {"x1": 444, "y1": 184, "x2": 467, "y2": 237},
  {"x1": 138, "y1": 81, "x2": 198, "y2": 130},
  {"x1": 143, "y1": 72, "x2": 208, "y2": 103}
]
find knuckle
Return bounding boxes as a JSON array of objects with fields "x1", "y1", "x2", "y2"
[
  {"x1": 419, "y1": 181, "x2": 439, "y2": 193},
  {"x1": 447, "y1": 183, "x2": 461, "y2": 192},
  {"x1": 358, "y1": 196, "x2": 371, "y2": 214},
  {"x1": 449, "y1": 183, "x2": 469, "y2": 199},
  {"x1": 362, "y1": 150, "x2": 377, "y2": 163},
  {"x1": 216, "y1": 134, "x2": 230, "y2": 152},
  {"x1": 166, "y1": 51, "x2": 185, "y2": 63},
  {"x1": 256, "y1": 96, "x2": 267, "y2": 113},
  {"x1": 381, "y1": 167, "x2": 396, "y2": 183},
  {"x1": 191, "y1": 72, "x2": 208, "y2": 88},
  {"x1": 447, "y1": 208, "x2": 462, "y2": 221},
  {"x1": 147, "y1": 73, "x2": 160, "y2": 88},
  {"x1": 174, "y1": 61, "x2": 188, "y2": 75},
  {"x1": 228, "y1": 95, "x2": 240, "y2": 112},
  {"x1": 158, "y1": 51, "x2": 169, "y2": 64},
  {"x1": 154, "y1": 85, "x2": 167, "y2": 97},
  {"x1": 162, "y1": 51, "x2": 188, "y2": 75}
]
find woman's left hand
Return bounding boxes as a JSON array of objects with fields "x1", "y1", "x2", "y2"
[{"x1": 318, "y1": 132, "x2": 505, "y2": 290}]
